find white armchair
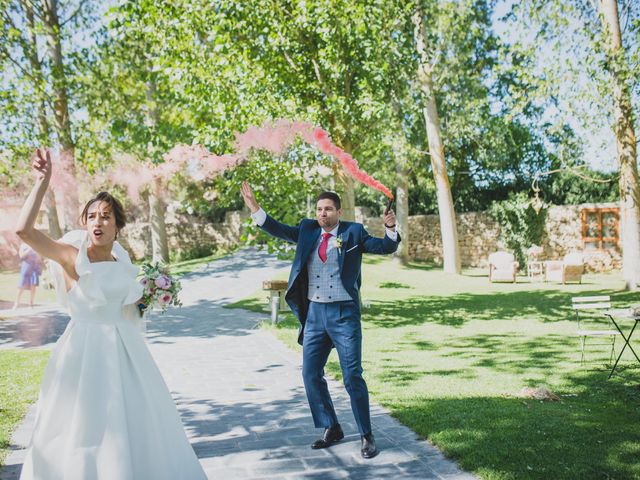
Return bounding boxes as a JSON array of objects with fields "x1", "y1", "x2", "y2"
[
  {"x1": 488, "y1": 251, "x2": 519, "y2": 283},
  {"x1": 545, "y1": 252, "x2": 584, "y2": 284}
]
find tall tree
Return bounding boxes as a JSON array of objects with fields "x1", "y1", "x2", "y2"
[
  {"x1": 412, "y1": 4, "x2": 461, "y2": 273},
  {"x1": 77, "y1": 0, "x2": 273, "y2": 261},
  {"x1": 145, "y1": 80, "x2": 169, "y2": 264},
  {"x1": 0, "y1": 0, "x2": 65, "y2": 236},
  {"x1": 76, "y1": 3, "x2": 191, "y2": 264}
]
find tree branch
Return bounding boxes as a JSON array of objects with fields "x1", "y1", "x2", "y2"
[
  {"x1": 19, "y1": 0, "x2": 45, "y2": 23},
  {"x1": 0, "y1": 44, "x2": 36, "y2": 81},
  {"x1": 1, "y1": 8, "x2": 31, "y2": 56},
  {"x1": 1, "y1": 48, "x2": 56, "y2": 109},
  {"x1": 61, "y1": 0, "x2": 89, "y2": 27}
]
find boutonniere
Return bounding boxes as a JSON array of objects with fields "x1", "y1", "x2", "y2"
[{"x1": 335, "y1": 234, "x2": 343, "y2": 254}]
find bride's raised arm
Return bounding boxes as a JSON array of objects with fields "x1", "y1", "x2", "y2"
[{"x1": 15, "y1": 148, "x2": 78, "y2": 280}]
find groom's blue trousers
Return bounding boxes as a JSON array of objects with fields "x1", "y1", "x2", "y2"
[{"x1": 302, "y1": 300, "x2": 371, "y2": 435}]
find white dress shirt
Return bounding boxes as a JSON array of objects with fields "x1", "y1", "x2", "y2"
[{"x1": 250, "y1": 208, "x2": 398, "y2": 242}]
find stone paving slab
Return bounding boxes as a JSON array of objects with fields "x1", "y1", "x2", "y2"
[{"x1": 1, "y1": 248, "x2": 476, "y2": 480}]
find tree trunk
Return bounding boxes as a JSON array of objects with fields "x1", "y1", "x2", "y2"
[
  {"x1": 390, "y1": 98, "x2": 410, "y2": 264},
  {"x1": 334, "y1": 139, "x2": 356, "y2": 221},
  {"x1": 412, "y1": 9, "x2": 461, "y2": 274},
  {"x1": 145, "y1": 80, "x2": 169, "y2": 263},
  {"x1": 149, "y1": 177, "x2": 170, "y2": 264},
  {"x1": 42, "y1": 0, "x2": 79, "y2": 229},
  {"x1": 395, "y1": 155, "x2": 410, "y2": 264},
  {"x1": 23, "y1": 0, "x2": 62, "y2": 239},
  {"x1": 44, "y1": 190, "x2": 63, "y2": 239},
  {"x1": 598, "y1": 0, "x2": 640, "y2": 290}
]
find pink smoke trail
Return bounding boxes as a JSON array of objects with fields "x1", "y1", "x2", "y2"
[
  {"x1": 309, "y1": 127, "x2": 393, "y2": 199},
  {"x1": 234, "y1": 120, "x2": 394, "y2": 199},
  {"x1": 101, "y1": 147, "x2": 240, "y2": 200},
  {"x1": 94, "y1": 119, "x2": 394, "y2": 202},
  {"x1": 107, "y1": 162, "x2": 155, "y2": 202},
  {"x1": 163, "y1": 145, "x2": 240, "y2": 180}
]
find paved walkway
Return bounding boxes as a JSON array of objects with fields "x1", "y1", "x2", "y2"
[{"x1": 1, "y1": 248, "x2": 475, "y2": 479}]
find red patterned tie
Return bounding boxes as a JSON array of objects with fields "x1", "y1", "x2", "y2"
[{"x1": 318, "y1": 232, "x2": 332, "y2": 263}]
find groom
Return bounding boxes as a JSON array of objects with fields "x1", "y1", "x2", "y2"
[{"x1": 241, "y1": 182, "x2": 400, "y2": 458}]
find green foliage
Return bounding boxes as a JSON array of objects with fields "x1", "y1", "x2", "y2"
[
  {"x1": 0, "y1": 0, "x2": 103, "y2": 175},
  {"x1": 169, "y1": 245, "x2": 214, "y2": 264},
  {"x1": 489, "y1": 192, "x2": 547, "y2": 266},
  {"x1": 532, "y1": 125, "x2": 618, "y2": 205},
  {"x1": 170, "y1": 147, "x2": 331, "y2": 255},
  {"x1": 234, "y1": 151, "x2": 330, "y2": 256},
  {"x1": 542, "y1": 168, "x2": 619, "y2": 205},
  {"x1": 206, "y1": 0, "x2": 416, "y2": 211}
]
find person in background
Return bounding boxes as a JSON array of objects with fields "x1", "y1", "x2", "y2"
[{"x1": 13, "y1": 243, "x2": 41, "y2": 309}]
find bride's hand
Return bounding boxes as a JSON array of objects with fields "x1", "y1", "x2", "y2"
[{"x1": 32, "y1": 148, "x2": 52, "y2": 184}]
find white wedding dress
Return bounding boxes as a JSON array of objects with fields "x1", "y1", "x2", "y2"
[{"x1": 20, "y1": 233, "x2": 207, "y2": 480}]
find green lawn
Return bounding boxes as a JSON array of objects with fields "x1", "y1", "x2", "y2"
[
  {"x1": 228, "y1": 257, "x2": 640, "y2": 480},
  {"x1": 0, "y1": 350, "x2": 49, "y2": 466}
]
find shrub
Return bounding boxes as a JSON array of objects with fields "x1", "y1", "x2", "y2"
[{"x1": 489, "y1": 192, "x2": 547, "y2": 266}]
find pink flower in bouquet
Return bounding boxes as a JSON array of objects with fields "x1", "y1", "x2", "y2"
[
  {"x1": 158, "y1": 292, "x2": 173, "y2": 305},
  {"x1": 140, "y1": 277, "x2": 149, "y2": 288},
  {"x1": 155, "y1": 275, "x2": 171, "y2": 289}
]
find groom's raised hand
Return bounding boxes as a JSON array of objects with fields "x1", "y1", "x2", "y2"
[
  {"x1": 383, "y1": 208, "x2": 397, "y2": 229},
  {"x1": 240, "y1": 181, "x2": 260, "y2": 214}
]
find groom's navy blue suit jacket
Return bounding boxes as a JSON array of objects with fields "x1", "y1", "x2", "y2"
[{"x1": 260, "y1": 215, "x2": 400, "y2": 345}]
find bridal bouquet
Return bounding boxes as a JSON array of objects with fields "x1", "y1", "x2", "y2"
[{"x1": 138, "y1": 262, "x2": 183, "y2": 313}]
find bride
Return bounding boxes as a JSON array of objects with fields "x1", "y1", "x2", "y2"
[{"x1": 15, "y1": 149, "x2": 207, "y2": 480}]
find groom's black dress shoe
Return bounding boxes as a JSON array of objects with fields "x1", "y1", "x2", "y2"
[
  {"x1": 311, "y1": 424, "x2": 344, "y2": 449},
  {"x1": 361, "y1": 433, "x2": 379, "y2": 459}
]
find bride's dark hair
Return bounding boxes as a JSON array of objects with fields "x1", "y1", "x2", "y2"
[{"x1": 80, "y1": 192, "x2": 127, "y2": 230}]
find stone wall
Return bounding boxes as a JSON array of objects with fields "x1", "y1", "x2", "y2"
[
  {"x1": 0, "y1": 210, "x2": 249, "y2": 269},
  {"x1": 0, "y1": 202, "x2": 624, "y2": 272},
  {"x1": 363, "y1": 211, "x2": 501, "y2": 267},
  {"x1": 365, "y1": 202, "x2": 621, "y2": 272},
  {"x1": 120, "y1": 210, "x2": 249, "y2": 261},
  {"x1": 543, "y1": 203, "x2": 621, "y2": 272}
]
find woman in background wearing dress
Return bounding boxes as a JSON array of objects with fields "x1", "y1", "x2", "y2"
[{"x1": 13, "y1": 243, "x2": 41, "y2": 309}]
